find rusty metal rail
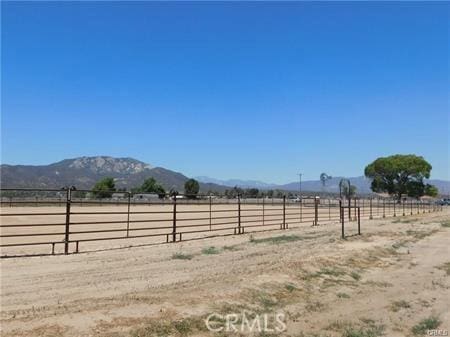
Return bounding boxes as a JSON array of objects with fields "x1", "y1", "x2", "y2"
[{"x1": 0, "y1": 188, "x2": 443, "y2": 257}]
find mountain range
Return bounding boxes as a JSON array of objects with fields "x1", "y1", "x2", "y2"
[
  {"x1": 196, "y1": 175, "x2": 450, "y2": 195},
  {"x1": 1, "y1": 156, "x2": 449, "y2": 195},
  {"x1": 0, "y1": 156, "x2": 226, "y2": 193}
]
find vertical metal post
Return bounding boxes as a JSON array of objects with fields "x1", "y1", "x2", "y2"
[
  {"x1": 417, "y1": 200, "x2": 419, "y2": 214},
  {"x1": 357, "y1": 207, "x2": 361, "y2": 235},
  {"x1": 402, "y1": 199, "x2": 405, "y2": 216},
  {"x1": 64, "y1": 187, "x2": 72, "y2": 255},
  {"x1": 410, "y1": 199, "x2": 413, "y2": 215},
  {"x1": 393, "y1": 200, "x2": 396, "y2": 217},
  {"x1": 354, "y1": 198, "x2": 357, "y2": 220},
  {"x1": 209, "y1": 195, "x2": 212, "y2": 231},
  {"x1": 314, "y1": 197, "x2": 319, "y2": 226},
  {"x1": 126, "y1": 192, "x2": 131, "y2": 237},
  {"x1": 238, "y1": 194, "x2": 241, "y2": 234},
  {"x1": 383, "y1": 199, "x2": 386, "y2": 218},
  {"x1": 348, "y1": 198, "x2": 351, "y2": 221},
  {"x1": 172, "y1": 196, "x2": 177, "y2": 242},
  {"x1": 369, "y1": 198, "x2": 373, "y2": 219},
  {"x1": 328, "y1": 198, "x2": 331, "y2": 220},
  {"x1": 341, "y1": 204, "x2": 345, "y2": 239},
  {"x1": 282, "y1": 195, "x2": 286, "y2": 229}
]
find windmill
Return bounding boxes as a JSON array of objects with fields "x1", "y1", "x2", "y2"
[{"x1": 320, "y1": 173, "x2": 332, "y2": 192}]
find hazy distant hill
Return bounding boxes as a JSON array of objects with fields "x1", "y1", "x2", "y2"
[
  {"x1": 0, "y1": 156, "x2": 226, "y2": 193},
  {"x1": 197, "y1": 175, "x2": 450, "y2": 195},
  {"x1": 195, "y1": 176, "x2": 274, "y2": 189}
]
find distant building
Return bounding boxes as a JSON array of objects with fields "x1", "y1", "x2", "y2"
[
  {"x1": 133, "y1": 193, "x2": 160, "y2": 200},
  {"x1": 111, "y1": 193, "x2": 127, "y2": 200}
]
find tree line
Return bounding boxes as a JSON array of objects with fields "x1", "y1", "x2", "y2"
[{"x1": 83, "y1": 154, "x2": 442, "y2": 201}]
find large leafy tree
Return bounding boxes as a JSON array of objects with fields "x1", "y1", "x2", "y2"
[
  {"x1": 92, "y1": 177, "x2": 116, "y2": 198},
  {"x1": 184, "y1": 178, "x2": 200, "y2": 198},
  {"x1": 364, "y1": 154, "x2": 437, "y2": 201},
  {"x1": 138, "y1": 177, "x2": 166, "y2": 198}
]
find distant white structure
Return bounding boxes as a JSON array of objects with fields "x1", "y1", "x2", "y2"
[
  {"x1": 133, "y1": 193, "x2": 160, "y2": 200},
  {"x1": 111, "y1": 193, "x2": 127, "y2": 200}
]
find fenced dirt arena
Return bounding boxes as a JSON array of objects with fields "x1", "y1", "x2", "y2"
[
  {"x1": 0, "y1": 189, "x2": 442, "y2": 256},
  {"x1": 0, "y1": 206, "x2": 449, "y2": 337}
]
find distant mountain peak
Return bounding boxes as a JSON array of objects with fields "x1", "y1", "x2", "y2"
[{"x1": 56, "y1": 156, "x2": 152, "y2": 175}]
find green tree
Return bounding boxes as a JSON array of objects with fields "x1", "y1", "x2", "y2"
[
  {"x1": 92, "y1": 177, "x2": 116, "y2": 198},
  {"x1": 364, "y1": 154, "x2": 436, "y2": 201},
  {"x1": 425, "y1": 184, "x2": 439, "y2": 197},
  {"x1": 341, "y1": 184, "x2": 357, "y2": 199},
  {"x1": 139, "y1": 177, "x2": 166, "y2": 197},
  {"x1": 244, "y1": 188, "x2": 259, "y2": 198},
  {"x1": 184, "y1": 179, "x2": 200, "y2": 198}
]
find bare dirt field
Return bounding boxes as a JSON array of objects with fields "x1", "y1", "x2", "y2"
[{"x1": 1, "y1": 208, "x2": 449, "y2": 337}]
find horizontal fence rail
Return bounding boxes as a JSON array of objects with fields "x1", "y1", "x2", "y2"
[{"x1": 0, "y1": 188, "x2": 443, "y2": 257}]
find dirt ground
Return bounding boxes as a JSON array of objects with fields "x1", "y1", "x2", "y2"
[{"x1": 1, "y1": 208, "x2": 449, "y2": 337}]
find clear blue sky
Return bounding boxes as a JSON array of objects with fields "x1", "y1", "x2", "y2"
[{"x1": 1, "y1": 2, "x2": 449, "y2": 183}]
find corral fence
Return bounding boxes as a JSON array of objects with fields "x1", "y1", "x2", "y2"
[{"x1": 0, "y1": 188, "x2": 443, "y2": 257}]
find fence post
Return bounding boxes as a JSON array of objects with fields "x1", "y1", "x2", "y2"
[
  {"x1": 348, "y1": 198, "x2": 351, "y2": 221},
  {"x1": 64, "y1": 187, "x2": 72, "y2": 255},
  {"x1": 402, "y1": 199, "x2": 405, "y2": 216},
  {"x1": 341, "y1": 204, "x2": 345, "y2": 239},
  {"x1": 314, "y1": 197, "x2": 319, "y2": 226},
  {"x1": 209, "y1": 195, "x2": 212, "y2": 231},
  {"x1": 329, "y1": 198, "x2": 331, "y2": 220},
  {"x1": 410, "y1": 199, "x2": 413, "y2": 215},
  {"x1": 172, "y1": 196, "x2": 177, "y2": 242},
  {"x1": 369, "y1": 198, "x2": 373, "y2": 219},
  {"x1": 354, "y1": 199, "x2": 357, "y2": 220},
  {"x1": 393, "y1": 200, "x2": 396, "y2": 217},
  {"x1": 282, "y1": 195, "x2": 286, "y2": 229},
  {"x1": 358, "y1": 207, "x2": 361, "y2": 235},
  {"x1": 238, "y1": 194, "x2": 241, "y2": 234},
  {"x1": 126, "y1": 192, "x2": 131, "y2": 237},
  {"x1": 383, "y1": 199, "x2": 386, "y2": 218},
  {"x1": 339, "y1": 199, "x2": 342, "y2": 222}
]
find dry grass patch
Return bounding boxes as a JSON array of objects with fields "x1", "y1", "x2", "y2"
[
  {"x1": 390, "y1": 300, "x2": 411, "y2": 312},
  {"x1": 440, "y1": 220, "x2": 450, "y2": 228},
  {"x1": 172, "y1": 252, "x2": 194, "y2": 260},
  {"x1": 249, "y1": 234, "x2": 303, "y2": 245},
  {"x1": 411, "y1": 316, "x2": 441, "y2": 336},
  {"x1": 435, "y1": 262, "x2": 450, "y2": 276}
]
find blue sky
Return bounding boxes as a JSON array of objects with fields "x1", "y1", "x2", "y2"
[{"x1": 1, "y1": 2, "x2": 449, "y2": 183}]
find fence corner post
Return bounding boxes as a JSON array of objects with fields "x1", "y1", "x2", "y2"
[
  {"x1": 64, "y1": 186, "x2": 73, "y2": 255},
  {"x1": 357, "y1": 207, "x2": 361, "y2": 235}
]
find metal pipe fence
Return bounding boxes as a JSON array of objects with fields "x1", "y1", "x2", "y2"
[{"x1": 0, "y1": 188, "x2": 443, "y2": 257}]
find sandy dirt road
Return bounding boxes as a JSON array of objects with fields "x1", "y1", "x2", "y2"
[{"x1": 1, "y1": 208, "x2": 449, "y2": 337}]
